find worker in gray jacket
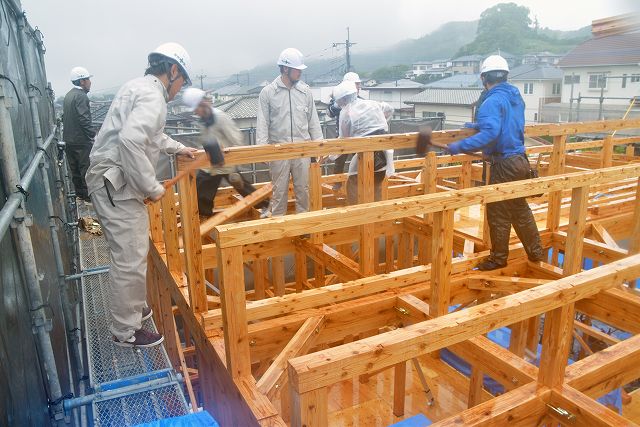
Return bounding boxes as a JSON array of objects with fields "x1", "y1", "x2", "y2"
[
  {"x1": 86, "y1": 43, "x2": 197, "y2": 347},
  {"x1": 181, "y1": 87, "x2": 270, "y2": 217},
  {"x1": 256, "y1": 48, "x2": 323, "y2": 216},
  {"x1": 63, "y1": 66, "x2": 95, "y2": 202}
]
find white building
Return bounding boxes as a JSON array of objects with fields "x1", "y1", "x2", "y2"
[
  {"x1": 509, "y1": 64, "x2": 563, "y2": 123},
  {"x1": 367, "y1": 79, "x2": 425, "y2": 113},
  {"x1": 409, "y1": 60, "x2": 452, "y2": 78},
  {"x1": 558, "y1": 32, "x2": 640, "y2": 106},
  {"x1": 404, "y1": 87, "x2": 483, "y2": 129}
]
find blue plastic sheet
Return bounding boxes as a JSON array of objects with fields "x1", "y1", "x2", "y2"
[
  {"x1": 133, "y1": 411, "x2": 219, "y2": 427},
  {"x1": 388, "y1": 413, "x2": 432, "y2": 426}
]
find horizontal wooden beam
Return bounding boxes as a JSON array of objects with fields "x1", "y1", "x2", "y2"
[
  {"x1": 288, "y1": 254, "x2": 640, "y2": 393},
  {"x1": 549, "y1": 386, "x2": 637, "y2": 427},
  {"x1": 576, "y1": 287, "x2": 640, "y2": 334},
  {"x1": 293, "y1": 239, "x2": 362, "y2": 282},
  {"x1": 215, "y1": 164, "x2": 640, "y2": 247},
  {"x1": 467, "y1": 275, "x2": 551, "y2": 293}
]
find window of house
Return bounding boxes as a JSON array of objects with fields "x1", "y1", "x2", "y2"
[
  {"x1": 422, "y1": 111, "x2": 439, "y2": 118},
  {"x1": 523, "y1": 83, "x2": 534, "y2": 95},
  {"x1": 588, "y1": 73, "x2": 607, "y2": 89},
  {"x1": 564, "y1": 75, "x2": 580, "y2": 84},
  {"x1": 534, "y1": 113, "x2": 538, "y2": 121},
  {"x1": 631, "y1": 74, "x2": 640, "y2": 83},
  {"x1": 552, "y1": 83, "x2": 561, "y2": 95}
]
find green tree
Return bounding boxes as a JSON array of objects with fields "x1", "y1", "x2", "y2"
[
  {"x1": 457, "y1": 2, "x2": 532, "y2": 55},
  {"x1": 370, "y1": 65, "x2": 410, "y2": 81}
]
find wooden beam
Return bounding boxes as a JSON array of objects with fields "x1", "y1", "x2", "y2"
[
  {"x1": 393, "y1": 361, "x2": 406, "y2": 417},
  {"x1": 289, "y1": 386, "x2": 327, "y2": 427},
  {"x1": 563, "y1": 185, "x2": 590, "y2": 276},
  {"x1": 576, "y1": 287, "x2": 640, "y2": 334},
  {"x1": 546, "y1": 135, "x2": 567, "y2": 231},
  {"x1": 199, "y1": 183, "x2": 272, "y2": 236},
  {"x1": 257, "y1": 315, "x2": 324, "y2": 399},
  {"x1": 549, "y1": 386, "x2": 638, "y2": 427},
  {"x1": 467, "y1": 275, "x2": 550, "y2": 293},
  {"x1": 430, "y1": 209, "x2": 454, "y2": 317},
  {"x1": 631, "y1": 177, "x2": 640, "y2": 256},
  {"x1": 538, "y1": 303, "x2": 575, "y2": 388},
  {"x1": 591, "y1": 221, "x2": 621, "y2": 249},
  {"x1": 357, "y1": 151, "x2": 375, "y2": 276},
  {"x1": 288, "y1": 254, "x2": 640, "y2": 393},
  {"x1": 293, "y1": 239, "x2": 362, "y2": 282},
  {"x1": 161, "y1": 190, "x2": 182, "y2": 274}
]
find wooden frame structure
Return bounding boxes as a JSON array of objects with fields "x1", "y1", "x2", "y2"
[{"x1": 146, "y1": 118, "x2": 640, "y2": 426}]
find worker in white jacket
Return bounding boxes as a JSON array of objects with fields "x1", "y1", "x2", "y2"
[
  {"x1": 256, "y1": 48, "x2": 323, "y2": 216},
  {"x1": 86, "y1": 42, "x2": 197, "y2": 347},
  {"x1": 333, "y1": 81, "x2": 394, "y2": 205}
]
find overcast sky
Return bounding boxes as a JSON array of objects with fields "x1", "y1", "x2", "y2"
[{"x1": 21, "y1": 0, "x2": 638, "y2": 96}]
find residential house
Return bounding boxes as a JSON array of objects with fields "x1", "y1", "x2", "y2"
[
  {"x1": 425, "y1": 74, "x2": 482, "y2": 89},
  {"x1": 450, "y1": 55, "x2": 484, "y2": 74},
  {"x1": 214, "y1": 95, "x2": 260, "y2": 130},
  {"x1": 409, "y1": 60, "x2": 453, "y2": 79},
  {"x1": 212, "y1": 82, "x2": 267, "y2": 102},
  {"x1": 557, "y1": 32, "x2": 640, "y2": 106},
  {"x1": 522, "y1": 52, "x2": 564, "y2": 66},
  {"x1": 509, "y1": 64, "x2": 563, "y2": 123},
  {"x1": 404, "y1": 87, "x2": 483, "y2": 129},
  {"x1": 367, "y1": 79, "x2": 425, "y2": 114}
]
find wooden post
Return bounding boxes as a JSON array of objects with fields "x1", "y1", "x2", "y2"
[
  {"x1": 630, "y1": 177, "x2": 640, "y2": 256},
  {"x1": 601, "y1": 135, "x2": 613, "y2": 168},
  {"x1": 358, "y1": 151, "x2": 375, "y2": 275},
  {"x1": 563, "y1": 186, "x2": 590, "y2": 276},
  {"x1": 419, "y1": 151, "x2": 437, "y2": 264},
  {"x1": 178, "y1": 173, "x2": 207, "y2": 313},
  {"x1": 430, "y1": 209, "x2": 454, "y2": 318},
  {"x1": 161, "y1": 190, "x2": 182, "y2": 275},
  {"x1": 546, "y1": 135, "x2": 567, "y2": 232},
  {"x1": 294, "y1": 251, "x2": 307, "y2": 292},
  {"x1": 272, "y1": 255, "x2": 285, "y2": 296},
  {"x1": 398, "y1": 231, "x2": 412, "y2": 269},
  {"x1": 252, "y1": 259, "x2": 267, "y2": 299},
  {"x1": 461, "y1": 159, "x2": 472, "y2": 189},
  {"x1": 310, "y1": 162, "x2": 325, "y2": 285},
  {"x1": 509, "y1": 321, "x2": 528, "y2": 358},
  {"x1": 217, "y1": 245, "x2": 251, "y2": 378},
  {"x1": 626, "y1": 144, "x2": 635, "y2": 157},
  {"x1": 468, "y1": 365, "x2": 485, "y2": 408},
  {"x1": 290, "y1": 386, "x2": 328, "y2": 427},
  {"x1": 385, "y1": 234, "x2": 395, "y2": 273},
  {"x1": 147, "y1": 200, "x2": 163, "y2": 244},
  {"x1": 393, "y1": 361, "x2": 406, "y2": 417}
]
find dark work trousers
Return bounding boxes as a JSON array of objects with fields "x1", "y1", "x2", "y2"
[
  {"x1": 332, "y1": 154, "x2": 352, "y2": 176},
  {"x1": 487, "y1": 154, "x2": 545, "y2": 265},
  {"x1": 346, "y1": 170, "x2": 386, "y2": 205},
  {"x1": 66, "y1": 144, "x2": 91, "y2": 199},
  {"x1": 196, "y1": 169, "x2": 269, "y2": 217}
]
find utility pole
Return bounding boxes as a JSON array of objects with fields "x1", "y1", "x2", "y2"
[
  {"x1": 196, "y1": 73, "x2": 206, "y2": 90},
  {"x1": 333, "y1": 27, "x2": 357, "y2": 73}
]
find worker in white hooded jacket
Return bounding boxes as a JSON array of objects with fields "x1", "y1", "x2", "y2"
[
  {"x1": 256, "y1": 48, "x2": 323, "y2": 216},
  {"x1": 86, "y1": 43, "x2": 197, "y2": 347}
]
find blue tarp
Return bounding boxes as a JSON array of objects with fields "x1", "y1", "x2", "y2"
[
  {"x1": 388, "y1": 413, "x2": 432, "y2": 426},
  {"x1": 133, "y1": 411, "x2": 219, "y2": 427}
]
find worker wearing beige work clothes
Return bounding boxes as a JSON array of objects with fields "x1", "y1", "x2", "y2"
[
  {"x1": 256, "y1": 48, "x2": 323, "y2": 216},
  {"x1": 86, "y1": 43, "x2": 197, "y2": 347}
]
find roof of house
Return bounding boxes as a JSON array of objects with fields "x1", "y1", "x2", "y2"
[
  {"x1": 214, "y1": 95, "x2": 258, "y2": 119},
  {"x1": 509, "y1": 64, "x2": 563, "y2": 80},
  {"x1": 425, "y1": 74, "x2": 482, "y2": 88},
  {"x1": 451, "y1": 54, "x2": 484, "y2": 62},
  {"x1": 558, "y1": 33, "x2": 640, "y2": 67},
  {"x1": 404, "y1": 87, "x2": 483, "y2": 106},
  {"x1": 368, "y1": 79, "x2": 425, "y2": 90},
  {"x1": 213, "y1": 83, "x2": 266, "y2": 96}
]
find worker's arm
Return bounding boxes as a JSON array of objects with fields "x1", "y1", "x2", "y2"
[
  {"x1": 447, "y1": 98, "x2": 501, "y2": 154},
  {"x1": 256, "y1": 88, "x2": 270, "y2": 145},
  {"x1": 76, "y1": 93, "x2": 96, "y2": 141},
  {"x1": 338, "y1": 108, "x2": 351, "y2": 139},
  {"x1": 308, "y1": 94, "x2": 323, "y2": 140}
]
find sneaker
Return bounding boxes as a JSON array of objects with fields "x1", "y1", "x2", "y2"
[
  {"x1": 113, "y1": 329, "x2": 164, "y2": 348},
  {"x1": 259, "y1": 207, "x2": 272, "y2": 219},
  {"x1": 141, "y1": 307, "x2": 153, "y2": 321},
  {"x1": 475, "y1": 259, "x2": 507, "y2": 271}
]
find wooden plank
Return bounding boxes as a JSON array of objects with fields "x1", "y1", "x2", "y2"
[
  {"x1": 392, "y1": 361, "x2": 406, "y2": 417},
  {"x1": 257, "y1": 315, "x2": 324, "y2": 399},
  {"x1": 631, "y1": 177, "x2": 640, "y2": 256},
  {"x1": 563, "y1": 185, "x2": 590, "y2": 276},
  {"x1": 430, "y1": 209, "x2": 454, "y2": 317},
  {"x1": 549, "y1": 386, "x2": 638, "y2": 427},
  {"x1": 358, "y1": 151, "x2": 375, "y2": 276},
  {"x1": 178, "y1": 173, "x2": 207, "y2": 312},
  {"x1": 217, "y1": 245, "x2": 251, "y2": 378},
  {"x1": 161, "y1": 190, "x2": 182, "y2": 274},
  {"x1": 576, "y1": 288, "x2": 640, "y2": 334},
  {"x1": 272, "y1": 256, "x2": 285, "y2": 296},
  {"x1": 419, "y1": 151, "x2": 438, "y2": 264},
  {"x1": 601, "y1": 135, "x2": 614, "y2": 168},
  {"x1": 293, "y1": 239, "x2": 362, "y2": 282},
  {"x1": 574, "y1": 320, "x2": 620, "y2": 347},
  {"x1": 214, "y1": 163, "x2": 640, "y2": 248},
  {"x1": 467, "y1": 275, "x2": 550, "y2": 293},
  {"x1": 591, "y1": 221, "x2": 621, "y2": 249},
  {"x1": 199, "y1": 183, "x2": 272, "y2": 236},
  {"x1": 290, "y1": 386, "x2": 327, "y2": 427},
  {"x1": 287, "y1": 254, "x2": 640, "y2": 393},
  {"x1": 309, "y1": 162, "x2": 325, "y2": 286},
  {"x1": 147, "y1": 199, "x2": 163, "y2": 244},
  {"x1": 546, "y1": 135, "x2": 567, "y2": 231}
]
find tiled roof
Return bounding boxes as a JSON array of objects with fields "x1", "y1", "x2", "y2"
[
  {"x1": 214, "y1": 95, "x2": 258, "y2": 119},
  {"x1": 404, "y1": 87, "x2": 483, "y2": 106},
  {"x1": 558, "y1": 33, "x2": 640, "y2": 67},
  {"x1": 368, "y1": 79, "x2": 425, "y2": 90},
  {"x1": 509, "y1": 64, "x2": 563, "y2": 80},
  {"x1": 425, "y1": 74, "x2": 482, "y2": 88}
]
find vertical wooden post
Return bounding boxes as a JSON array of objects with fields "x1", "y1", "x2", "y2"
[
  {"x1": 629, "y1": 178, "x2": 640, "y2": 255},
  {"x1": 430, "y1": 209, "x2": 454, "y2": 318},
  {"x1": 398, "y1": 231, "x2": 412, "y2": 269},
  {"x1": 272, "y1": 255, "x2": 286, "y2": 296},
  {"x1": 626, "y1": 144, "x2": 635, "y2": 157},
  {"x1": 252, "y1": 259, "x2": 267, "y2": 299},
  {"x1": 526, "y1": 315, "x2": 541, "y2": 354},
  {"x1": 468, "y1": 365, "x2": 485, "y2": 408},
  {"x1": 509, "y1": 321, "x2": 528, "y2": 358},
  {"x1": 217, "y1": 245, "x2": 251, "y2": 378},
  {"x1": 546, "y1": 135, "x2": 567, "y2": 232},
  {"x1": 461, "y1": 159, "x2": 472, "y2": 189},
  {"x1": 419, "y1": 151, "x2": 437, "y2": 264},
  {"x1": 147, "y1": 200, "x2": 163, "y2": 244},
  {"x1": 310, "y1": 162, "x2": 325, "y2": 286},
  {"x1": 563, "y1": 186, "x2": 589, "y2": 276},
  {"x1": 178, "y1": 172, "x2": 207, "y2": 313},
  {"x1": 161, "y1": 190, "x2": 183, "y2": 275},
  {"x1": 385, "y1": 234, "x2": 395, "y2": 273},
  {"x1": 294, "y1": 251, "x2": 307, "y2": 292},
  {"x1": 393, "y1": 361, "x2": 406, "y2": 417},
  {"x1": 601, "y1": 135, "x2": 613, "y2": 168},
  {"x1": 358, "y1": 151, "x2": 375, "y2": 275},
  {"x1": 290, "y1": 387, "x2": 328, "y2": 427}
]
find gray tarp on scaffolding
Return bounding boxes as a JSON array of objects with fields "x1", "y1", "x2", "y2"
[{"x1": 0, "y1": 0, "x2": 74, "y2": 425}]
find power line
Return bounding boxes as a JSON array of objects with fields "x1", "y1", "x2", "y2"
[{"x1": 333, "y1": 27, "x2": 356, "y2": 73}]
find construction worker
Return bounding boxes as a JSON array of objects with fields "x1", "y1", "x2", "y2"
[
  {"x1": 328, "y1": 72, "x2": 363, "y2": 190},
  {"x1": 181, "y1": 88, "x2": 270, "y2": 218},
  {"x1": 86, "y1": 43, "x2": 197, "y2": 347},
  {"x1": 332, "y1": 81, "x2": 394, "y2": 205},
  {"x1": 440, "y1": 55, "x2": 545, "y2": 271},
  {"x1": 63, "y1": 66, "x2": 95, "y2": 202},
  {"x1": 256, "y1": 48, "x2": 323, "y2": 216}
]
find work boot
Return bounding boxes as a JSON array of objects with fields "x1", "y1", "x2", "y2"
[
  {"x1": 113, "y1": 329, "x2": 164, "y2": 348},
  {"x1": 475, "y1": 259, "x2": 507, "y2": 271},
  {"x1": 142, "y1": 306, "x2": 153, "y2": 321}
]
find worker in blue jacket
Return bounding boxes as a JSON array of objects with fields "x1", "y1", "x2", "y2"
[{"x1": 436, "y1": 55, "x2": 545, "y2": 270}]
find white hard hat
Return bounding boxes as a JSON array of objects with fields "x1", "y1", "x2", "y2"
[
  {"x1": 333, "y1": 81, "x2": 357, "y2": 101},
  {"x1": 70, "y1": 66, "x2": 92, "y2": 82},
  {"x1": 277, "y1": 48, "x2": 307, "y2": 70},
  {"x1": 182, "y1": 87, "x2": 206, "y2": 111},
  {"x1": 343, "y1": 72, "x2": 361, "y2": 83},
  {"x1": 481, "y1": 55, "x2": 509, "y2": 74},
  {"x1": 149, "y1": 42, "x2": 192, "y2": 86}
]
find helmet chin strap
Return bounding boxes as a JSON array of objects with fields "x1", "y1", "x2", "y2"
[{"x1": 166, "y1": 64, "x2": 181, "y2": 94}]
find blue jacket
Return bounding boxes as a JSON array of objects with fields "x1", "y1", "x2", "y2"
[{"x1": 448, "y1": 82, "x2": 525, "y2": 157}]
